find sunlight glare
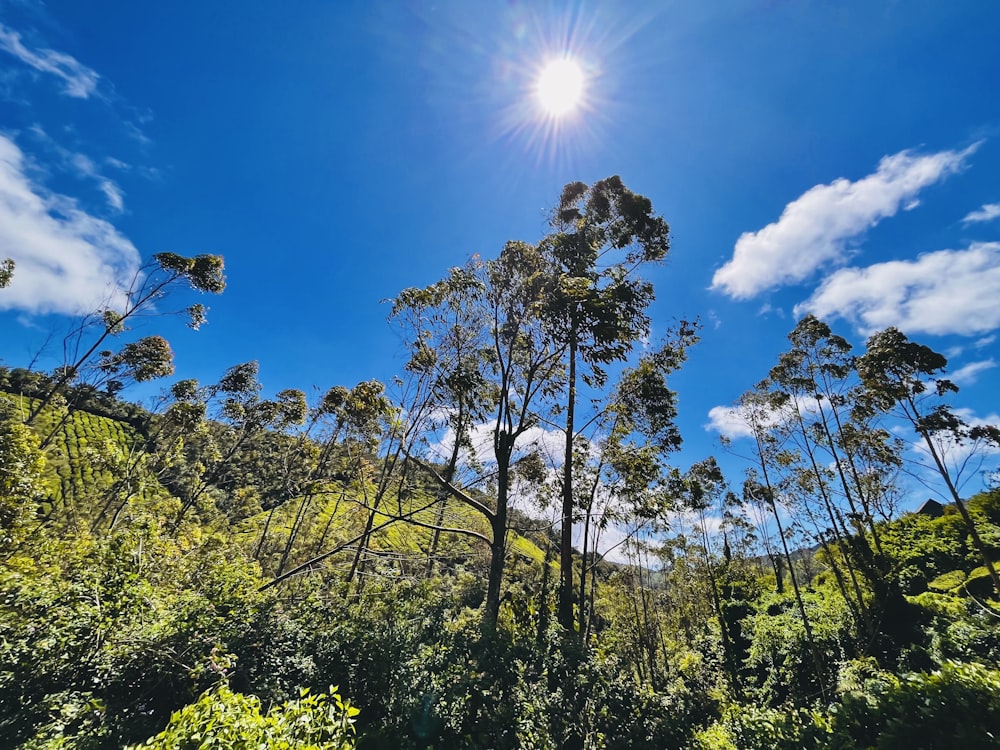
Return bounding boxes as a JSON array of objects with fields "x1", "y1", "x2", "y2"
[{"x1": 535, "y1": 58, "x2": 585, "y2": 117}]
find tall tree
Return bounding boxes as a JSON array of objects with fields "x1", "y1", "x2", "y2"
[
  {"x1": 671, "y1": 456, "x2": 744, "y2": 696},
  {"x1": 543, "y1": 176, "x2": 672, "y2": 633},
  {"x1": 389, "y1": 245, "x2": 565, "y2": 631},
  {"x1": 736, "y1": 386, "x2": 828, "y2": 700},
  {"x1": 857, "y1": 327, "x2": 1000, "y2": 597}
]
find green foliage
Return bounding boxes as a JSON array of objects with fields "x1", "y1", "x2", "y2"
[
  {"x1": 743, "y1": 588, "x2": 853, "y2": 705},
  {"x1": 129, "y1": 684, "x2": 358, "y2": 749},
  {"x1": 0, "y1": 521, "x2": 271, "y2": 747},
  {"x1": 7, "y1": 306, "x2": 1000, "y2": 748},
  {"x1": 927, "y1": 569, "x2": 967, "y2": 593},
  {"x1": 0, "y1": 400, "x2": 46, "y2": 547},
  {"x1": 97, "y1": 335, "x2": 175, "y2": 382},
  {"x1": 693, "y1": 704, "x2": 828, "y2": 750},
  {"x1": 828, "y1": 661, "x2": 1000, "y2": 749}
]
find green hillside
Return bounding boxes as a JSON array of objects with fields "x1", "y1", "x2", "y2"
[{"x1": 4, "y1": 382, "x2": 1000, "y2": 749}]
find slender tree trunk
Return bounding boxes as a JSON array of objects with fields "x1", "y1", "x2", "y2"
[
  {"x1": 313, "y1": 490, "x2": 345, "y2": 555},
  {"x1": 794, "y1": 429, "x2": 870, "y2": 629},
  {"x1": 558, "y1": 328, "x2": 578, "y2": 632},
  {"x1": 346, "y1": 479, "x2": 377, "y2": 589},
  {"x1": 577, "y1": 468, "x2": 603, "y2": 639},
  {"x1": 754, "y1": 430, "x2": 828, "y2": 701},
  {"x1": 535, "y1": 542, "x2": 554, "y2": 670},
  {"x1": 699, "y1": 511, "x2": 742, "y2": 696},
  {"x1": 484, "y1": 453, "x2": 511, "y2": 631},
  {"x1": 276, "y1": 492, "x2": 314, "y2": 576},
  {"x1": 426, "y1": 422, "x2": 462, "y2": 577},
  {"x1": 255, "y1": 506, "x2": 278, "y2": 559}
]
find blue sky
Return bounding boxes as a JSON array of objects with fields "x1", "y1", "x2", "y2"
[{"x1": 1, "y1": 0, "x2": 998, "y2": 511}]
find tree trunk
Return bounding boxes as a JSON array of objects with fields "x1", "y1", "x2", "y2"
[
  {"x1": 483, "y1": 455, "x2": 510, "y2": 631},
  {"x1": 558, "y1": 329, "x2": 578, "y2": 632}
]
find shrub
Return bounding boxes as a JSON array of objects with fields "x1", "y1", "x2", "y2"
[
  {"x1": 128, "y1": 683, "x2": 358, "y2": 749},
  {"x1": 828, "y1": 661, "x2": 1000, "y2": 749}
]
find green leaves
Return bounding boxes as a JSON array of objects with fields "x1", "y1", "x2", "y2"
[
  {"x1": 130, "y1": 683, "x2": 359, "y2": 749},
  {"x1": 97, "y1": 335, "x2": 176, "y2": 382},
  {"x1": 0, "y1": 400, "x2": 46, "y2": 547},
  {"x1": 154, "y1": 252, "x2": 227, "y2": 294},
  {"x1": 856, "y1": 326, "x2": 949, "y2": 408}
]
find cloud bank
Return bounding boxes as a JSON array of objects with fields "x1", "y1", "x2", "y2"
[
  {"x1": 0, "y1": 22, "x2": 99, "y2": 99},
  {"x1": 795, "y1": 242, "x2": 1000, "y2": 336},
  {"x1": 711, "y1": 145, "x2": 978, "y2": 299},
  {"x1": 0, "y1": 135, "x2": 140, "y2": 316}
]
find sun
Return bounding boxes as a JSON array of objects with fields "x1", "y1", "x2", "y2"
[{"x1": 535, "y1": 57, "x2": 585, "y2": 117}]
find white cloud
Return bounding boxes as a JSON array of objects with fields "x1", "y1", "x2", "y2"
[
  {"x1": 26, "y1": 126, "x2": 127, "y2": 212},
  {"x1": 795, "y1": 242, "x2": 1000, "y2": 336},
  {"x1": 0, "y1": 22, "x2": 99, "y2": 99},
  {"x1": 975, "y1": 335, "x2": 996, "y2": 349},
  {"x1": 963, "y1": 203, "x2": 1000, "y2": 224},
  {"x1": 757, "y1": 302, "x2": 785, "y2": 318},
  {"x1": 0, "y1": 135, "x2": 140, "y2": 316},
  {"x1": 949, "y1": 359, "x2": 996, "y2": 386},
  {"x1": 705, "y1": 405, "x2": 757, "y2": 440},
  {"x1": 705, "y1": 395, "x2": 818, "y2": 440},
  {"x1": 428, "y1": 419, "x2": 566, "y2": 469},
  {"x1": 99, "y1": 180, "x2": 125, "y2": 212},
  {"x1": 711, "y1": 144, "x2": 978, "y2": 299}
]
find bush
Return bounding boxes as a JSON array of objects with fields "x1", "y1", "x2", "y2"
[
  {"x1": 128, "y1": 683, "x2": 358, "y2": 749},
  {"x1": 692, "y1": 703, "x2": 828, "y2": 750},
  {"x1": 828, "y1": 661, "x2": 1000, "y2": 749}
]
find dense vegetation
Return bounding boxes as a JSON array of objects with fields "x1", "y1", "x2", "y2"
[{"x1": 2, "y1": 180, "x2": 999, "y2": 748}]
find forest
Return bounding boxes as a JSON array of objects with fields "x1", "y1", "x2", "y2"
[{"x1": 2, "y1": 177, "x2": 1000, "y2": 749}]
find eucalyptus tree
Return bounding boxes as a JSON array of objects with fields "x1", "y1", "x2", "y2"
[
  {"x1": 774, "y1": 316, "x2": 901, "y2": 550},
  {"x1": 0, "y1": 257, "x2": 13, "y2": 288},
  {"x1": 768, "y1": 325, "x2": 871, "y2": 630},
  {"x1": 158, "y1": 362, "x2": 308, "y2": 530},
  {"x1": 576, "y1": 328, "x2": 698, "y2": 639},
  {"x1": 735, "y1": 386, "x2": 828, "y2": 699},
  {"x1": 671, "y1": 456, "x2": 744, "y2": 695},
  {"x1": 24, "y1": 252, "x2": 225, "y2": 427},
  {"x1": 388, "y1": 264, "x2": 492, "y2": 577},
  {"x1": 857, "y1": 327, "x2": 1000, "y2": 597},
  {"x1": 388, "y1": 243, "x2": 566, "y2": 631},
  {"x1": 252, "y1": 380, "x2": 394, "y2": 579},
  {"x1": 542, "y1": 176, "x2": 673, "y2": 632}
]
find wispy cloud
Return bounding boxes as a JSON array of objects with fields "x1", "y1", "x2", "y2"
[
  {"x1": 0, "y1": 135, "x2": 140, "y2": 316},
  {"x1": 795, "y1": 242, "x2": 1000, "y2": 336},
  {"x1": 706, "y1": 395, "x2": 825, "y2": 441},
  {"x1": 26, "y1": 125, "x2": 126, "y2": 212},
  {"x1": 711, "y1": 144, "x2": 979, "y2": 299},
  {"x1": 963, "y1": 203, "x2": 1000, "y2": 224},
  {"x1": 949, "y1": 359, "x2": 997, "y2": 386},
  {"x1": 98, "y1": 179, "x2": 125, "y2": 212},
  {"x1": 0, "y1": 22, "x2": 99, "y2": 99},
  {"x1": 975, "y1": 335, "x2": 996, "y2": 349}
]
